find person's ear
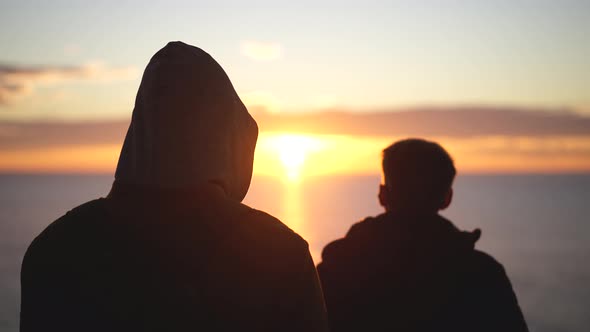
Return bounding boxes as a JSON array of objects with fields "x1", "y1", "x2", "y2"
[
  {"x1": 439, "y1": 188, "x2": 453, "y2": 210},
  {"x1": 378, "y1": 184, "x2": 388, "y2": 208}
]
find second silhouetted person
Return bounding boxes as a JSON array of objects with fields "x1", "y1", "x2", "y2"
[{"x1": 317, "y1": 138, "x2": 528, "y2": 332}]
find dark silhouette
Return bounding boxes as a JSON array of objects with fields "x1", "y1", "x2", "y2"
[
  {"x1": 317, "y1": 139, "x2": 528, "y2": 332},
  {"x1": 20, "y1": 42, "x2": 328, "y2": 332}
]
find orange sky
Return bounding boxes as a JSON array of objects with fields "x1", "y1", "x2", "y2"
[
  {"x1": 1, "y1": 108, "x2": 589, "y2": 176},
  {"x1": 1, "y1": 133, "x2": 589, "y2": 177},
  {"x1": 2, "y1": 2, "x2": 589, "y2": 176}
]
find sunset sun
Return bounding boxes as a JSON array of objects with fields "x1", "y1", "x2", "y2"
[{"x1": 272, "y1": 134, "x2": 324, "y2": 181}]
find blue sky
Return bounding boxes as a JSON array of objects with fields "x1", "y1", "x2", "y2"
[{"x1": 1, "y1": 0, "x2": 589, "y2": 120}]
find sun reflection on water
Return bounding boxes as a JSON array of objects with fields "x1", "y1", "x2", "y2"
[{"x1": 283, "y1": 179, "x2": 305, "y2": 235}]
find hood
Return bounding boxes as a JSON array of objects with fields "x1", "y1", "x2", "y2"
[
  {"x1": 115, "y1": 41, "x2": 258, "y2": 202},
  {"x1": 423, "y1": 214, "x2": 481, "y2": 252},
  {"x1": 400, "y1": 214, "x2": 482, "y2": 254},
  {"x1": 340, "y1": 213, "x2": 481, "y2": 255}
]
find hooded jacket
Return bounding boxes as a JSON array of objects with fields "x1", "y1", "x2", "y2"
[
  {"x1": 317, "y1": 213, "x2": 528, "y2": 332},
  {"x1": 20, "y1": 42, "x2": 328, "y2": 332}
]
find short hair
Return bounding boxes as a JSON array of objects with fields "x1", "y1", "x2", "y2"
[{"x1": 382, "y1": 138, "x2": 456, "y2": 210}]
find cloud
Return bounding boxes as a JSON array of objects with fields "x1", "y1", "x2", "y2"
[
  {"x1": 1, "y1": 107, "x2": 589, "y2": 152},
  {"x1": 0, "y1": 120, "x2": 128, "y2": 150},
  {"x1": 1, "y1": 107, "x2": 589, "y2": 174},
  {"x1": 240, "y1": 40, "x2": 282, "y2": 61},
  {"x1": 0, "y1": 62, "x2": 138, "y2": 105},
  {"x1": 254, "y1": 106, "x2": 590, "y2": 137}
]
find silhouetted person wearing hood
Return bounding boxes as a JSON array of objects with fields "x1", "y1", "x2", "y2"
[
  {"x1": 20, "y1": 41, "x2": 328, "y2": 332},
  {"x1": 317, "y1": 139, "x2": 528, "y2": 332}
]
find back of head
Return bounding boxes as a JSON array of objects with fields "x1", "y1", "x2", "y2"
[
  {"x1": 382, "y1": 138, "x2": 456, "y2": 213},
  {"x1": 115, "y1": 41, "x2": 258, "y2": 201}
]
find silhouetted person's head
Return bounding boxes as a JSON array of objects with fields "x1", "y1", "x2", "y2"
[
  {"x1": 378, "y1": 138, "x2": 456, "y2": 215},
  {"x1": 115, "y1": 41, "x2": 258, "y2": 202}
]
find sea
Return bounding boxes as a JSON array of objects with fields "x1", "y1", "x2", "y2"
[{"x1": 1, "y1": 173, "x2": 589, "y2": 332}]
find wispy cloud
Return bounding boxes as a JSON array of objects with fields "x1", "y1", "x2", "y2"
[
  {"x1": 0, "y1": 120, "x2": 128, "y2": 150},
  {"x1": 1, "y1": 107, "x2": 590, "y2": 173},
  {"x1": 0, "y1": 62, "x2": 138, "y2": 105},
  {"x1": 1, "y1": 107, "x2": 589, "y2": 151},
  {"x1": 240, "y1": 40, "x2": 282, "y2": 61},
  {"x1": 254, "y1": 106, "x2": 590, "y2": 137}
]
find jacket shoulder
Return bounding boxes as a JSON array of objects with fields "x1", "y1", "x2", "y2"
[
  {"x1": 21, "y1": 199, "x2": 107, "y2": 281},
  {"x1": 37, "y1": 199, "x2": 105, "y2": 238},
  {"x1": 238, "y1": 203, "x2": 308, "y2": 248},
  {"x1": 320, "y1": 215, "x2": 382, "y2": 264},
  {"x1": 469, "y1": 250, "x2": 507, "y2": 276},
  {"x1": 246, "y1": 206, "x2": 295, "y2": 232},
  {"x1": 23, "y1": 199, "x2": 106, "y2": 260},
  {"x1": 345, "y1": 215, "x2": 382, "y2": 237},
  {"x1": 463, "y1": 250, "x2": 516, "y2": 295},
  {"x1": 462, "y1": 252, "x2": 528, "y2": 330}
]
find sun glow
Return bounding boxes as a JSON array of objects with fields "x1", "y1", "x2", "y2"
[
  {"x1": 2, "y1": 134, "x2": 590, "y2": 175},
  {"x1": 261, "y1": 134, "x2": 326, "y2": 182}
]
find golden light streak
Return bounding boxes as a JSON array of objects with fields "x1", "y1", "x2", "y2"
[
  {"x1": 255, "y1": 133, "x2": 327, "y2": 182},
  {"x1": 1, "y1": 135, "x2": 590, "y2": 175},
  {"x1": 0, "y1": 144, "x2": 120, "y2": 173}
]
